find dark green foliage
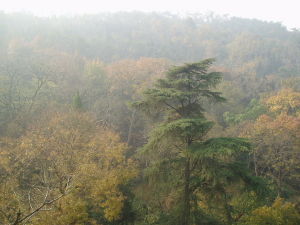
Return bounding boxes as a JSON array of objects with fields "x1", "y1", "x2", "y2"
[
  {"x1": 141, "y1": 119, "x2": 214, "y2": 154},
  {"x1": 189, "y1": 137, "x2": 251, "y2": 157},
  {"x1": 134, "y1": 59, "x2": 259, "y2": 225},
  {"x1": 134, "y1": 59, "x2": 225, "y2": 119},
  {"x1": 72, "y1": 91, "x2": 84, "y2": 111}
]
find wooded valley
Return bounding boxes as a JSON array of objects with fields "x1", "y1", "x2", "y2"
[{"x1": 0, "y1": 12, "x2": 299, "y2": 225}]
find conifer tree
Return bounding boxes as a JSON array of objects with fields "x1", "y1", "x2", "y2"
[
  {"x1": 72, "y1": 91, "x2": 84, "y2": 111},
  {"x1": 133, "y1": 59, "x2": 255, "y2": 225}
]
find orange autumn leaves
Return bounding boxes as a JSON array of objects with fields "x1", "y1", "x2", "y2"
[{"x1": 241, "y1": 89, "x2": 300, "y2": 193}]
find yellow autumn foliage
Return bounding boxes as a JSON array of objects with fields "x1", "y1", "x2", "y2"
[
  {"x1": 265, "y1": 88, "x2": 300, "y2": 115},
  {"x1": 241, "y1": 198, "x2": 300, "y2": 225},
  {"x1": 0, "y1": 111, "x2": 137, "y2": 224}
]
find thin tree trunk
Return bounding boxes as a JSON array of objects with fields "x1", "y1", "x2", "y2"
[
  {"x1": 127, "y1": 110, "x2": 136, "y2": 145},
  {"x1": 277, "y1": 169, "x2": 282, "y2": 197},
  {"x1": 253, "y1": 150, "x2": 258, "y2": 176}
]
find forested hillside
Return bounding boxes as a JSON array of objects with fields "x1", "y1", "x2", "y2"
[{"x1": 0, "y1": 12, "x2": 299, "y2": 225}]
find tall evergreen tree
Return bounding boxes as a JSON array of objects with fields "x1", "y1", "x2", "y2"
[{"x1": 133, "y1": 59, "x2": 256, "y2": 225}]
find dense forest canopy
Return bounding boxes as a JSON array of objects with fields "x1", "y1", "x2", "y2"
[
  {"x1": 0, "y1": 11, "x2": 299, "y2": 225},
  {"x1": 1, "y1": 12, "x2": 299, "y2": 63}
]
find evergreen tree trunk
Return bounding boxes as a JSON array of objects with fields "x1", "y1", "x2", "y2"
[
  {"x1": 183, "y1": 157, "x2": 191, "y2": 225},
  {"x1": 223, "y1": 193, "x2": 233, "y2": 225}
]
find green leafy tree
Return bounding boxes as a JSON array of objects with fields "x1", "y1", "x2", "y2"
[
  {"x1": 133, "y1": 59, "x2": 256, "y2": 225},
  {"x1": 223, "y1": 99, "x2": 267, "y2": 125}
]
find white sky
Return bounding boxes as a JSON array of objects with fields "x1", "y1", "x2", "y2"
[{"x1": 1, "y1": 0, "x2": 299, "y2": 28}]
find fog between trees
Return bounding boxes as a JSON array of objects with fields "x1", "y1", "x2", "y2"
[{"x1": 0, "y1": 12, "x2": 299, "y2": 225}]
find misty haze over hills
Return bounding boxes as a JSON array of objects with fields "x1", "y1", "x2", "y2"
[
  {"x1": 1, "y1": 12, "x2": 299, "y2": 66},
  {"x1": 0, "y1": 10, "x2": 299, "y2": 225}
]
